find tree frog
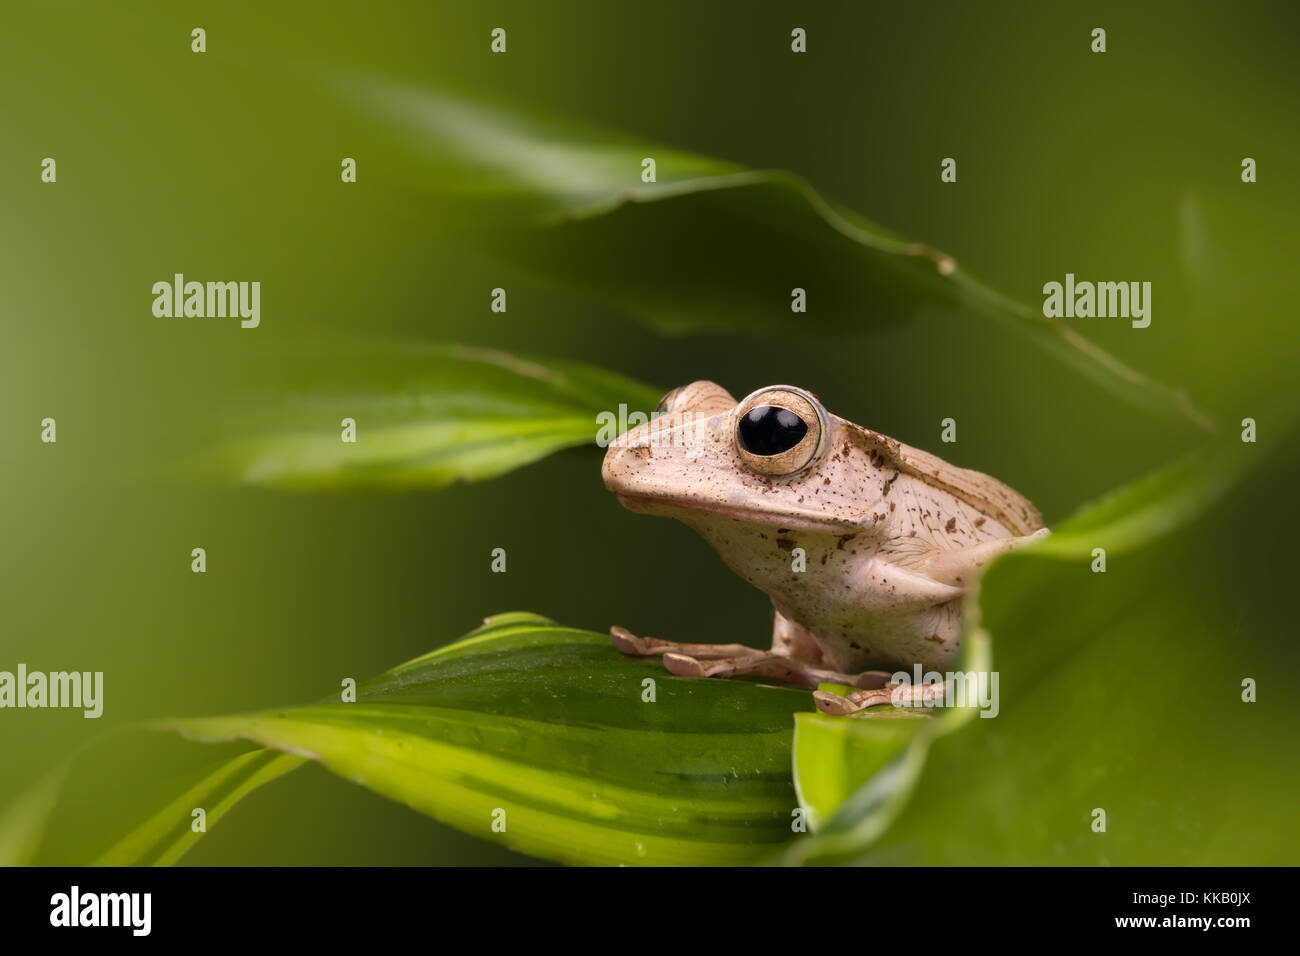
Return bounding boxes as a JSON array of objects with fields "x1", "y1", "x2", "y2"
[{"x1": 603, "y1": 382, "x2": 1047, "y2": 715}]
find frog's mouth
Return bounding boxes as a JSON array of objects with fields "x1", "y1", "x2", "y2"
[{"x1": 613, "y1": 491, "x2": 868, "y2": 534}]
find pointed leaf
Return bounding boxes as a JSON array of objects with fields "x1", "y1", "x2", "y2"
[
  {"x1": 147, "y1": 613, "x2": 810, "y2": 865},
  {"x1": 789, "y1": 432, "x2": 1297, "y2": 864},
  {"x1": 196, "y1": 343, "x2": 661, "y2": 489},
  {"x1": 348, "y1": 79, "x2": 1213, "y2": 431},
  {"x1": 92, "y1": 749, "x2": 305, "y2": 867}
]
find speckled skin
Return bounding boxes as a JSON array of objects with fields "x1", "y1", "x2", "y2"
[{"x1": 603, "y1": 382, "x2": 1047, "y2": 675}]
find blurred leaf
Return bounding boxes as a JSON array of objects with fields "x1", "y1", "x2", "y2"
[
  {"x1": 788, "y1": 430, "x2": 1298, "y2": 864},
  {"x1": 92, "y1": 749, "x2": 304, "y2": 866},
  {"x1": 197, "y1": 343, "x2": 661, "y2": 489},
  {"x1": 0, "y1": 735, "x2": 297, "y2": 866},
  {"x1": 0, "y1": 764, "x2": 68, "y2": 865},
  {"x1": 349, "y1": 79, "x2": 1214, "y2": 432},
  {"x1": 1030, "y1": 446, "x2": 1242, "y2": 560},
  {"x1": 133, "y1": 613, "x2": 810, "y2": 866},
  {"x1": 1176, "y1": 192, "x2": 1299, "y2": 414},
  {"x1": 13, "y1": 436, "x2": 1289, "y2": 866}
]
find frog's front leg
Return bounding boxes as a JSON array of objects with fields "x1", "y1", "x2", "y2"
[
  {"x1": 921, "y1": 528, "x2": 1050, "y2": 587},
  {"x1": 610, "y1": 626, "x2": 760, "y2": 661},
  {"x1": 659, "y1": 649, "x2": 887, "y2": 689},
  {"x1": 609, "y1": 616, "x2": 891, "y2": 690}
]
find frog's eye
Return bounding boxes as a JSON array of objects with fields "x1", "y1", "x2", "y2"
[
  {"x1": 734, "y1": 386, "x2": 826, "y2": 476},
  {"x1": 653, "y1": 381, "x2": 737, "y2": 418},
  {"x1": 653, "y1": 387, "x2": 681, "y2": 416},
  {"x1": 739, "y1": 406, "x2": 806, "y2": 454}
]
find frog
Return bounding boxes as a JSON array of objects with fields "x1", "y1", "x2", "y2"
[{"x1": 602, "y1": 381, "x2": 1048, "y2": 715}]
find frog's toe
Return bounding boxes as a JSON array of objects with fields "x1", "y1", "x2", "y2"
[
  {"x1": 812, "y1": 690, "x2": 857, "y2": 716},
  {"x1": 815, "y1": 686, "x2": 901, "y2": 715},
  {"x1": 662, "y1": 653, "x2": 709, "y2": 678},
  {"x1": 610, "y1": 626, "x2": 648, "y2": 655}
]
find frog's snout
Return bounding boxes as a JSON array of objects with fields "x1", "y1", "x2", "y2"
[
  {"x1": 601, "y1": 439, "x2": 654, "y2": 501},
  {"x1": 600, "y1": 440, "x2": 630, "y2": 495}
]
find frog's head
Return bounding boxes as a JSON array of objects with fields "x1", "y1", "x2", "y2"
[{"x1": 602, "y1": 381, "x2": 887, "y2": 536}]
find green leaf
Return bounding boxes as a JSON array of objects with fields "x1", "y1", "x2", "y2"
[
  {"x1": 196, "y1": 343, "x2": 661, "y2": 489},
  {"x1": 92, "y1": 749, "x2": 304, "y2": 867},
  {"x1": 786, "y1": 625, "x2": 992, "y2": 865},
  {"x1": 130, "y1": 613, "x2": 810, "y2": 866},
  {"x1": 789, "y1": 431, "x2": 1300, "y2": 864},
  {"x1": 792, "y1": 709, "x2": 928, "y2": 834},
  {"x1": 1030, "y1": 446, "x2": 1245, "y2": 560},
  {"x1": 0, "y1": 763, "x2": 69, "y2": 866},
  {"x1": 348, "y1": 79, "x2": 1213, "y2": 432}
]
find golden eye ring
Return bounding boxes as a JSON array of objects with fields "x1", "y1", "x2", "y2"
[{"x1": 733, "y1": 386, "x2": 828, "y2": 477}]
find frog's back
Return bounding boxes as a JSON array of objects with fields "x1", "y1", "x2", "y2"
[
  {"x1": 847, "y1": 422, "x2": 1044, "y2": 538},
  {"x1": 894, "y1": 441, "x2": 1044, "y2": 536}
]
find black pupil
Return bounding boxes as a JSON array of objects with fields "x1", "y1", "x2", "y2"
[{"x1": 738, "y1": 405, "x2": 808, "y2": 456}]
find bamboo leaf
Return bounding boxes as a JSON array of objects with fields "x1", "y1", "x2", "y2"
[
  {"x1": 0, "y1": 764, "x2": 69, "y2": 866},
  {"x1": 196, "y1": 343, "x2": 661, "y2": 489},
  {"x1": 141, "y1": 613, "x2": 811, "y2": 866},
  {"x1": 788, "y1": 433, "x2": 1296, "y2": 864},
  {"x1": 92, "y1": 749, "x2": 305, "y2": 867},
  {"x1": 348, "y1": 79, "x2": 1214, "y2": 432}
]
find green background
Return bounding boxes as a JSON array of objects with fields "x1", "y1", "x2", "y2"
[{"x1": 2, "y1": 1, "x2": 1296, "y2": 864}]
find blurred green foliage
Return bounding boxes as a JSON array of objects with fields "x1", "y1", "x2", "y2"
[{"x1": 2, "y1": 1, "x2": 1297, "y2": 865}]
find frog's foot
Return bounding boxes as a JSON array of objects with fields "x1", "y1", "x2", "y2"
[
  {"x1": 662, "y1": 651, "x2": 890, "y2": 690},
  {"x1": 813, "y1": 679, "x2": 948, "y2": 716},
  {"x1": 610, "y1": 626, "x2": 761, "y2": 660},
  {"x1": 812, "y1": 687, "x2": 896, "y2": 715}
]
